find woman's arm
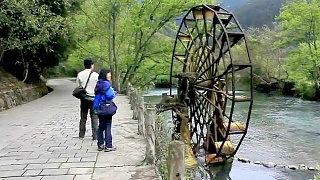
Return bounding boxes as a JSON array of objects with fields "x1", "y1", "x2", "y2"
[
  {"x1": 93, "y1": 94, "x2": 101, "y2": 111},
  {"x1": 105, "y1": 86, "x2": 116, "y2": 100}
]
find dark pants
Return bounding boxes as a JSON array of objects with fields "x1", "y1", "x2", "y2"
[
  {"x1": 80, "y1": 99, "x2": 98, "y2": 139},
  {"x1": 97, "y1": 115, "x2": 113, "y2": 148}
]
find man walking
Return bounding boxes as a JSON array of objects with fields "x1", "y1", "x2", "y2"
[{"x1": 76, "y1": 59, "x2": 99, "y2": 140}]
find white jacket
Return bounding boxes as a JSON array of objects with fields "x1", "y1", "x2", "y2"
[{"x1": 76, "y1": 69, "x2": 99, "y2": 97}]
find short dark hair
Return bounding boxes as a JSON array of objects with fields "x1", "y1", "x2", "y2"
[
  {"x1": 84, "y1": 59, "x2": 94, "y2": 69},
  {"x1": 98, "y1": 68, "x2": 111, "y2": 81}
]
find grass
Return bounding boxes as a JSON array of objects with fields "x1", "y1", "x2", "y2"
[{"x1": 154, "y1": 113, "x2": 172, "y2": 179}]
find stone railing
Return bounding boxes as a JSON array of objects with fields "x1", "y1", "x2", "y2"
[{"x1": 126, "y1": 83, "x2": 186, "y2": 180}]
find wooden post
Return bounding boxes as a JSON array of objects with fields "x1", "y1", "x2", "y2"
[
  {"x1": 129, "y1": 87, "x2": 135, "y2": 108},
  {"x1": 132, "y1": 89, "x2": 136, "y2": 119},
  {"x1": 145, "y1": 107, "x2": 156, "y2": 165},
  {"x1": 168, "y1": 141, "x2": 186, "y2": 180},
  {"x1": 136, "y1": 96, "x2": 142, "y2": 131},
  {"x1": 126, "y1": 83, "x2": 131, "y2": 97},
  {"x1": 132, "y1": 90, "x2": 139, "y2": 120},
  {"x1": 138, "y1": 97, "x2": 145, "y2": 136}
]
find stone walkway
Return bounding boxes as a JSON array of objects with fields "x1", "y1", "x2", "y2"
[{"x1": 0, "y1": 79, "x2": 158, "y2": 180}]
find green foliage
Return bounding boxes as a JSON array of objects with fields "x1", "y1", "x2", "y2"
[
  {"x1": 276, "y1": 0, "x2": 320, "y2": 99},
  {"x1": 232, "y1": 25, "x2": 288, "y2": 89},
  {"x1": 67, "y1": 0, "x2": 215, "y2": 90},
  {"x1": 316, "y1": 165, "x2": 320, "y2": 180},
  {"x1": 119, "y1": 0, "x2": 216, "y2": 87},
  {"x1": 276, "y1": 0, "x2": 320, "y2": 47},
  {"x1": 284, "y1": 41, "x2": 320, "y2": 100},
  {"x1": 0, "y1": 0, "x2": 67, "y2": 52},
  {"x1": 213, "y1": 0, "x2": 320, "y2": 99},
  {"x1": 133, "y1": 34, "x2": 174, "y2": 88},
  {"x1": 0, "y1": 0, "x2": 75, "y2": 82},
  {"x1": 155, "y1": 113, "x2": 171, "y2": 179}
]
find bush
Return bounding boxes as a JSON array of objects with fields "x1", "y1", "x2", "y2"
[
  {"x1": 46, "y1": 62, "x2": 78, "y2": 78},
  {"x1": 155, "y1": 113, "x2": 171, "y2": 179},
  {"x1": 154, "y1": 75, "x2": 171, "y2": 88},
  {"x1": 294, "y1": 81, "x2": 317, "y2": 100}
]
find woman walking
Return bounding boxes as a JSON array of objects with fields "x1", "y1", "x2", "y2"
[{"x1": 93, "y1": 68, "x2": 117, "y2": 152}]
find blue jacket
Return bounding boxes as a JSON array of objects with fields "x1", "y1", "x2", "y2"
[{"x1": 93, "y1": 80, "x2": 116, "y2": 111}]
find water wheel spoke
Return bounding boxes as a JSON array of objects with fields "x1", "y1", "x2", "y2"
[
  {"x1": 190, "y1": 101, "x2": 203, "y2": 151},
  {"x1": 193, "y1": 96, "x2": 209, "y2": 123},
  {"x1": 193, "y1": 97, "x2": 212, "y2": 146}
]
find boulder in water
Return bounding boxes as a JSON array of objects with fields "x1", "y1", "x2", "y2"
[
  {"x1": 288, "y1": 165, "x2": 298, "y2": 170},
  {"x1": 263, "y1": 162, "x2": 277, "y2": 168},
  {"x1": 308, "y1": 167, "x2": 315, "y2": 171},
  {"x1": 299, "y1": 164, "x2": 307, "y2": 170},
  {"x1": 238, "y1": 157, "x2": 250, "y2": 163}
]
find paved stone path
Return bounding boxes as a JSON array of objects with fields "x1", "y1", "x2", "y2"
[{"x1": 0, "y1": 79, "x2": 158, "y2": 180}]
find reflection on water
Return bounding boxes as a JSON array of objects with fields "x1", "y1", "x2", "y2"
[{"x1": 144, "y1": 88, "x2": 319, "y2": 180}]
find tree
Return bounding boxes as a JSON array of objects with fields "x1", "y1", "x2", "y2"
[
  {"x1": 66, "y1": 0, "x2": 124, "y2": 88},
  {"x1": 276, "y1": 0, "x2": 320, "y2": 100},
  {"x1": 0, "y1": 0, "x2": 74, "y2": 82},
  {"x1": 68, "y1": 0, "x2": 215, "y2": 91},
  {"x1": 231, "y1": 25, "x2": 289, "y2": 93},
  {"x1": 119, "y1": 0, "x2": 212, "y2": 88}
]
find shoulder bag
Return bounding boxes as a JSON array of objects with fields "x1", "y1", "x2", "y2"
[
  {"x1": 72, "y1": 71, "x2": 93, "y2": 99},
  {"x1": 97, "y1": 99, "x2": 117, "y2": 116}
]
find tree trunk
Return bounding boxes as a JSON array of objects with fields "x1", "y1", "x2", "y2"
[
  {"x1": 122, "y1": 33, "x2": 142, "y2": 86},
  {"x1": 22, "y1": 62, "x2": 29, "y2": 83},
  {"x1": 0, "y1": 40, "x2": 6, "y2": 62},
  {"x1": 107, "y1": 6, "x2": 113, "y2": 74},
  {"x1": 127, "y1": 44, "x2": 147, "y2": 84},
  {"x1": 112, "y1": 12, "x2": 120, "y2": 91}
]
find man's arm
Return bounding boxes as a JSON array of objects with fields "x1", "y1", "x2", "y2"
[{"x1": 76, "y1": 74, "x2": 80, "y2": 87}]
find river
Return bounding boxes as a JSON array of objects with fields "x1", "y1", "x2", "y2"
[{"x1": 143, "y1": 88, "x2": 320, "y2": 180}]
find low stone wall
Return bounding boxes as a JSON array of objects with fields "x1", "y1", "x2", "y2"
[
  {"x1": 0, "y1": 85, "x2": 49, "y2": 111},
  {"x1": 0, "y1": 66, "x2": 49, "y2": 111}
]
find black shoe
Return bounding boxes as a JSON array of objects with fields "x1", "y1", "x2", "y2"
[
  {"x1": 97, "y1": 145, "x2": 104, "y2": 151},
  {"x1": 104, "y1": 146, "x2": 116, "y2": 152}
]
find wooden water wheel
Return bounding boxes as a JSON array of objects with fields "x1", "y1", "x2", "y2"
[{"x1": 169, "y1": 5, "x2": 253, "y2": 165}]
